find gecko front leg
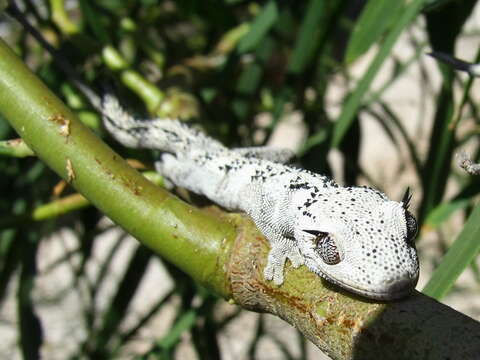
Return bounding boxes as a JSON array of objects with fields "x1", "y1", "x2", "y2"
[
  {"x1": 263, "y1": 235, "x2": 304, "y2": 285},
  {"x1": 241, "y1": 183, "x2": 304, "y2": 285}
]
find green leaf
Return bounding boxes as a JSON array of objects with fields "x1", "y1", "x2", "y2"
[
  {"x1": 288, "y1": 0, "x2": 325, "y2": 74},
  {"x1": 330, "y1": 0, "x2": 426, "y2": 148},
  {"x1": 79, "y1": 0, "x2": 110, "y2": 43},
  {"x1": 423, "y1": 202, "x2": 480, "y2": 300},
  {"x1": 236, "y1": 63, "x2": 262, "y2": 95},
  {"x1": 345, "y1": 0, "x2": 405, "y2": 64},
  {"x1": 157, "y1": 309, "x2": 197, "y2": 349},
  {"x1": 237, "y1": 0, "x2": 278, "y2": 53},
  {"x1": 423, "y1": 199, "x2": 470, "y2": 230},
  {"x1": 233, "y1": 36, "x2": 275, "y2": 120}
]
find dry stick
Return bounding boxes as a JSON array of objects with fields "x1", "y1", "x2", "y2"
[
  {"x1": 2, "y1": 12, "x2": 480, "y2": 360},
  {"x1": 427, "y1": 54, "x2": 480, "y2": 176},
  {"x1": 457, "y1": 150, "x2": 480, "y2": 175},
  {"x1": 6, "y1": 2, "x2": 102, "y2": 111}
]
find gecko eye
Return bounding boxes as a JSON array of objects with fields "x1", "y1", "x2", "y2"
[
  {"x1": 303, "y1": 230, "x2": 341, "y2": 265},
  {"x1": 405, "y1": 211, "x2": 418, "y2": 245}
]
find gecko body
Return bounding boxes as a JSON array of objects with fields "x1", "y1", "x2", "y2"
[{"x1": 102, "y1": 95, "x2": 419, "y2": 300}]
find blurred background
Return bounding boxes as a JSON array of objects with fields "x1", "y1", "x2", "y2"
[{"x1": 0, "y1": 0, "x2": 480, "y2": 359}]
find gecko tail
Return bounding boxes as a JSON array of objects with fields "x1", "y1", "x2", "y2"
[
  {"x1": 102, "y1": 94, "x2": 145, "y2": 148},
  {"x1": 101, "y1": 94, "x2": 222, "y2": 154}
]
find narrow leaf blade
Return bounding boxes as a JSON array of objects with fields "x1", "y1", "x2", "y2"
[
  {"x1": 288, "y1": 0, "x2": 325, "y2": 74},
  {"x1": 423, "y1": 202, "x2": 480, "y2": 299},
  {"x1": 330, "y1": 0, "x2": 426, "y2": 148},
  {"x1": 237, "y1": 1, "x2": 278, "y2": 53},
  {"x1": 345, "y1": 0, "x2": 405, "y2": 64}
]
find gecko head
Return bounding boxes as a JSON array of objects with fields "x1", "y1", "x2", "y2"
[{"x1": 296, "y1": 186, "x2": 419, "y2": 300}]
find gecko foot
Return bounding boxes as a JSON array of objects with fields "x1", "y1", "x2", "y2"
[
  {"x1": 264, "y1": 254, "x2": 285, "y2": 285},
  {"x1": 264, "y1": 243, "x2": 304, "y2": 285}
]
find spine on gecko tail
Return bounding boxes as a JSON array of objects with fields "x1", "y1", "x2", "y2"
[{"x1": 101, "y1": 94, "x2": 223, "y2": 155}]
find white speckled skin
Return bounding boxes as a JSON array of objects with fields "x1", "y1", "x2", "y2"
[{"x1": 102, "y1": 95, "x2": 419, "y2": 300}]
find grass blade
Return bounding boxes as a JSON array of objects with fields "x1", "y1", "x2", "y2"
[
  {"x1": 345, "y1": 0, "x2": 405, "y2": 64},
  {"x1": 157, "y1": 309, "x2": 197, "y2": 349},
  {"x1": 287, "y1": 0, "x2": 325, "y2": 74},
  {"x1": 237, "y1": 0, "x2": 278, "y2": 53},
  {"x1": 423, "y1": 177, "x2": 480, "y2": 230},
  {"x1": 423, "y1": 202, "x2": 480, "y2": 299},
  {"x1": 116, "y1": 289, "x2": 176, "y2": 346},
  {"x1": 330, "y1": 0, "x2": 426, "y2": 148},
  {"x1": 423, "y1": 199, "x2": 471, "y2": 230}
]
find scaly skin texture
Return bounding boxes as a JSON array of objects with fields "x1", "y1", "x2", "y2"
[{"x1": 102, "y1": 95, "x2": 419, "y2": 300}]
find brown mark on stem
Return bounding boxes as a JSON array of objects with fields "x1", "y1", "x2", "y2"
[
  {"x1": 6, "y1": 138, "x2": 24, "y2": 146},
  {"x1": 48, "y1": 113, "x2": 71, "y2": 141},
  {"x1": 66, "y1": 158, "x2": 75, "y2": 183}
]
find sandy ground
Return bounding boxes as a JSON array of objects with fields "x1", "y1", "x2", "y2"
[{"x1": 1, "y1": 5, "x2": 480, "y2": 360}]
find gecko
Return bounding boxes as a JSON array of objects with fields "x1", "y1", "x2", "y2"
[{"x1": 102, "y1": 95, "x2": 419, "y2": 300}]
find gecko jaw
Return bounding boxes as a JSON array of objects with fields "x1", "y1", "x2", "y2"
[{"x1": 315, "y1": 267, "x2": 418, "y2": 301}]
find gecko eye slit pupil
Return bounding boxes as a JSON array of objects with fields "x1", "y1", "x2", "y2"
[{"x1": 303, "y1": 230, "x2": 341, "y2": 265}]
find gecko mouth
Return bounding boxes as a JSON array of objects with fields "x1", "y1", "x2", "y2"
[
  {"x1": 318, "y1": 270, "x2": 418, "y2": 301},
  {"x1": 347, "y1": 279, "x2": 416, "y2": 300}
]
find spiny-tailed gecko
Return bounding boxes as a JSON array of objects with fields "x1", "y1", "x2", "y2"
[{"x1": 102, "y1": 95, "x2": 419, "y2": 300}]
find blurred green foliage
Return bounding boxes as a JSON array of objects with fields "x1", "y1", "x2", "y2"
[{"x1": 1, "y1": 0, "x2": 480, "y2": 358}]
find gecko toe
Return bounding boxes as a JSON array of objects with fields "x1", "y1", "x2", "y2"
[
  {"x1": 288, "y1": 249, "x2": 304, "y2": 268},
  {"x1": 272, "y1": 269, "x2": 284, "y2": 285},
  {"x1": 263, "y1": 264, "x2": 274, "y2": 281},
  {"x1": 264, "y1": 258, "x2": 285, "y2": 285}
]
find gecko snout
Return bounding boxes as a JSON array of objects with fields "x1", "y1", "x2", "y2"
[{"x1": 381, "y1": 274, "x2": 417, "y2": 299}]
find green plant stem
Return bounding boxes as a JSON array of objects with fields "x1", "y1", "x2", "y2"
[
  {"x1": 0, "y1": 171, "x2": 162, "y2": 229},
  {"x1": 102, "y1": 45, "x2": 165, "y2": 113},
  {"x1": 0, "y1": 139, "x2": 35, "y2": 157},
  {"x1": 0, "y1": 194, "x2": 89, "y2": 229},
  {"x1": 1, "y1": 37, "x2": 480, "y2": 359},
  {"x1": 49, "y1": 0, "x2": 79, "y2": 35},
  {"x1": 0, "y1": 37, "x2": 235, "y2": 298}
]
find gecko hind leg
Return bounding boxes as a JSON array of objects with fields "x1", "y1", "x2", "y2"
[
  {"x1": 154, "y1": 154, "x2": 202, "y2": 191},
  {"x1": 155, "y1": 153, "x2": 224, "y2": 203}
]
